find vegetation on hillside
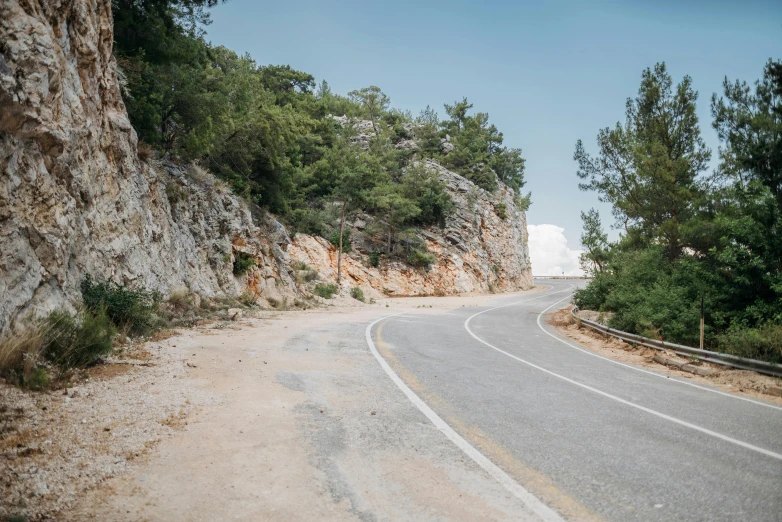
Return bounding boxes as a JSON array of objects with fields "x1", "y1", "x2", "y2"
[
  {"x1": 112, "y1": 0, "x2": 529, "y2": 264},
  {"x1": 575, "y1": 61, "x2": 782, "y2": 363}
]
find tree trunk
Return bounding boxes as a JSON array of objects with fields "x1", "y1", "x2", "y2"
[
  {"x1": 336, "y1": 200, "x2": 347, "y2": 286},
  {"x1": 387, "y1": 228, "x2": 392, "y2": 254}
]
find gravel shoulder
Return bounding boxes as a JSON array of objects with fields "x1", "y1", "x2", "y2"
[
  {"x1": 1, "y1": 288, "x2": 545, "y2": 521},
  {"x1": 546, "y1": 306, "x2": 782, "y2": 407}
]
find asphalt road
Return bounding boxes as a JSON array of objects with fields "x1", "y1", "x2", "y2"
[{"x1": 368, "y1": 280, "x2": 782, "y2": 522}]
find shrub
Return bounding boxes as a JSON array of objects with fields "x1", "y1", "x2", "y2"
[
  {"x1": 289, "y1": 208, "x2": 329, "y2": 236},
  {"x1": 42, "y1": 308, "x2": 116, "y2": 370},
  {"x1": 291, "y1": 260, "x2": 309, "y2": 270},
  {"x1": 137, "y1": 141, "x2": 154, "y2": 161},
  {"x1": 495, "y1": 203, "x2": 508, "y2": 220},
  {"x1": 407, "y1": 249, "x2": 436, "y2": 268},
  {"x1": 368, "y1": 251, "x2": 381, "y2": 268},
  {"x1": 302, "y1": 269, "x2": 319, "y2": 282},
  {"x1": 233, "y1": 252, "x2": 256, "y2": 276},
  {"x1": 81, "y1": 275, "x2": 159, "y2": 337},
  {"x1": 329, "y1": 228, "x2": 352, "y2": 253},
  {"x1": 314, "y1": 283, "x2": 338, "y2": 299},
  {"x1": 716, "y1": 323, "x2": 782, "y2": 364},
  {"x1": 166, "y1": 183, "x2": 186, "y2": 206},
  {"x1": 238, "y1": 291, "x2": 258, "y2": 308},
  {"x1": 350, "y1": 287, "x2": 365, "y2": 302}
]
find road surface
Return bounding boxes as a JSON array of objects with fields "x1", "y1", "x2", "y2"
[{"x1": 368, "y1": 279, "x2": 782, "y2": 521}]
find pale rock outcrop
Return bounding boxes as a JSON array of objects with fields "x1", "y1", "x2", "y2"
[
  {"x1": 0, "y1": 0, "x2": 532, "y2": 333},
  {"x1": 0, "y1": 1, "x2": 297, "y2": 332},
  {"x1": 289, "y1": 160, "x2": 532, "y2": 298}
]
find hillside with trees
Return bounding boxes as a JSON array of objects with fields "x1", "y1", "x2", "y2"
[
  {"x1": 113, "y1": 0, "x2": 529, "y2": 249},
  {"x1": 574, "y1": 61, "x2": 782, "y2": 363}
]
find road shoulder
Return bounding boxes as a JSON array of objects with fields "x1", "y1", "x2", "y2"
[{"x1": 546, "y1": 306, "x2": 782, "y2": 407}]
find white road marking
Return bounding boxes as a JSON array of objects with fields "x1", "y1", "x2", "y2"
[
  {"x1": 365, "y1": 314, "x2": 564, "y2": 522},
  {"x1": 464, "y1": 289, "x2": 782, "y2": 461},
  {"x1": 534, "y1": 294, "x2": 782, "y2": 412}
]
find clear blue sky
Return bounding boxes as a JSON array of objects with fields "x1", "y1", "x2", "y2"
[{"x1": 206, "y1": 0, "x2": 781, "y2": 249}]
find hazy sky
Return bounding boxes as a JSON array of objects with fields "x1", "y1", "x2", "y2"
[{"x1": 206, "y1": 0, "x2": 781, "y2": 274}]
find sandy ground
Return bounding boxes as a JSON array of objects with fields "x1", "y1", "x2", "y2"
[
  {"x1": 2, "y1": 288, "x2": 546, "y2": 522},
  {"x1": 547, "y1": 306, "x2": 782, "y2": 407}
]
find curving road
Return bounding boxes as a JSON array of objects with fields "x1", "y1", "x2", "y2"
[{"x1": 367, "y1": 280, "x2": 782, "y2": 521}]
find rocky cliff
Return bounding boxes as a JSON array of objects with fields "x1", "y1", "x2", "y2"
[
  {"x1": 0, "y1": 0, "x2": 532, "y2": 334},
  {"x1": 289, "y1": 160, "x2": 532, "y2": 299},
  {"x1": 0, "y1": 0, "x2": 300, "y2": 333}
]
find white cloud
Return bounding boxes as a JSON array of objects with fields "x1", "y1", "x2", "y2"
[{"x1": 528, "y1": 224, "x2": 583, "y2": 276}]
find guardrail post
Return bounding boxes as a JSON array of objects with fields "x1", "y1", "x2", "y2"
[{"x1": 699, "y1": 295, "x2": 705, "y2": 351}]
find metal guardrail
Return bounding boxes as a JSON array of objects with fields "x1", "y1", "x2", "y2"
[{"x1": 570, "y1": 308, "x2": 782, "y2": 378}]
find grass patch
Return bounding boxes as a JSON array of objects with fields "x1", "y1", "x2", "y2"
[
  {"x1": 350, "y1": 287, "x2": 365, "y2": 302},
  {"x1": 314, "y1": 283, "x2": 338, "y2": 299},
  {"x1": 291, "y1": 260, "x2": 309, "y2": 270},
  {"x1": 0, "y1": 307, "x2": 116, "y2": 389},
  {"x1": 42, "y1": 308, "x2": 116, "y2": 370}
]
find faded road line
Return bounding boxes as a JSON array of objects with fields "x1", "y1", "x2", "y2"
[
  {"x1": 365, "y1": 313, "x2": 564, "y2": 522},
  {"x1": 464, "y1": 295, "x2": 782, "y2": 461}
]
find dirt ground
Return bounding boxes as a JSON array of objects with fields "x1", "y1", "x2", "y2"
[
  {"x1": 1, "y1": 289, "x2": 545, "y2": 522},
  {"x1": 546, "y1": 306, "x2": 782, "y2": 407}
]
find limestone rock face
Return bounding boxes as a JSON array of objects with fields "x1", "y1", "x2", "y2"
[
  {"x1": 0, "y1": 0, "x2": 532, "y2": 332},
  {"x1": 288, "y1": 160, "x2": 532, "y2": 298},
  {"x1": 0, "y1": 1, "x2": 297, "y2": 332}
]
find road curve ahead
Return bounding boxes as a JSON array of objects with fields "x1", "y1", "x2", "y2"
[{"x1": 367, "y1": 280, "x2": 782, "y2": 522}]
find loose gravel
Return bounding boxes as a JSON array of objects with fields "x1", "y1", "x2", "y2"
[{"x1": 0, "y1": 337, "x2": 217, "y2": 521}]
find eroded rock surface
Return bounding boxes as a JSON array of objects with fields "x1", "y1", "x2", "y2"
[
  {"x1": 290, "y1": 160, "x2": 532, "y2": 299},
  {"x1": 0, "y1": 1, "x2": 296, "y2": 332},
  {"x1": 0, "y1": 0, "x2": 532, "y2": 333}
]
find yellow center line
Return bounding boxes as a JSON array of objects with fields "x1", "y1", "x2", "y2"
[{"x1": 375, "y1": 319, "x2": 604, "y2": 522}]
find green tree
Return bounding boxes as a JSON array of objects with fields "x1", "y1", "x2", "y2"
[
  {"x1": 442, "y1": 98, "x2": 473, "y2": 133},
  {"x1": 400, "y1": 163, "x2": 454, "y2": 228},
  {"x1": 574, "y1": 62, "x2": 711, "y2": 259},
  {"x1": 347, "y1": 86, "x2": 390, "y2": 134},
  {"x1": 371, "y1": 183, "x2": 421, "y2": 254},
  {"x1": 578, "y1": 208, "x2": 609, "y2": 276},
  {"x1": 712, "y1": 59, "x2": 782, "y2": 208}
]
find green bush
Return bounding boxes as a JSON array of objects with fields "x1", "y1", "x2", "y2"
[
  {"x1": 233, "y1": 252, "x2": 256, "y2": 276},
  {"x1": 407, "y1": 249, "x2": 436, "y2": 268},
  {"x1": 314, "y1": 283, "x2": 338, "y2": 299},
  {"x1": 717, "y1": 323, "x2": 782, "y2": 364},
  {"x1": 289, "y1": 208, "x2": 328, "y2": 236},
  {"x1": 21, "y1": 367, "x2": 50, "y2": 390},
  {"x1": 369, "y1": 251, "x2": 381, "y2": 268},
  {"x1": 495, "y1": 203, "x2": 508, "y2": 220},
  {"x1": 350, "y1": 287, "x2": 365, "y2": 302},
  {"x1": 329, "y1": 228, "x2": 352, "y2": 253},
  {"x1": 43, "y1": 308, "x2": 116, "y2": 370},
  {"x1": 81, "y1": 275, "x2": 158, "y2": 337}
]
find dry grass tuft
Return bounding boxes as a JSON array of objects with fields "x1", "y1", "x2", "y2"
[
  {"x1": 137, "y1": 141, "x2": 155, "y2": 161},
  {"x1": 0, "y1": 323, "x2": 47, "y2": 380}
]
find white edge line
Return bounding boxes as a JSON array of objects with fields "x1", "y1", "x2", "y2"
[
  {"x1": 464, "y1": 290, "x2": 782, "y2": 461},
  {"x1": 535, "y1": 294, "x2": 782, "y2": 412},
  {"x1": 365, "y1": 313, "x2": 564, "y2": 522}
]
